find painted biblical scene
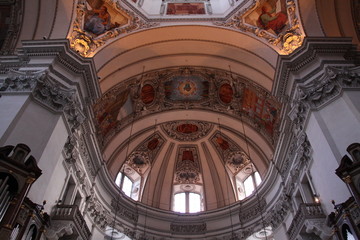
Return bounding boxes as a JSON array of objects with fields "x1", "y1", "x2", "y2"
[
  {"x1": 164, "y1": 75, "x2": 209, "y2": 102},
  {"x1": 84, "y1": 0, "x2": 128, "y2": 36},
  {"x1": 245, "y1": 0, "x2": 288, "y2": 35},
  {"x1": 166, "y1": 3, "x2": 206, "y2": 15},
  {"x1": 240, "y1": 87, "x2": 280, "y2": 136},
  {"x1": 94, "y1": 90, "x2": 133, "y2": 136}
]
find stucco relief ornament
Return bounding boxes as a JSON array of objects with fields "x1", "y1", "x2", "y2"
[
  {"x1": 226, "y1": 151, "x2": 251, "y2": 173},
  {"x1": 63, "y1": 136, "x2": 79, "y2": 164},
  {"x1": 63, "y1": 100, "x2": 86, "y2": 133},
  {"x1": 126, "y1": 152, "x2": 150, "y2": 174},
  {"x1": 0, "y1": 70, "x2": 43, "y2": 92},
  {"x1": 288, "y1": 88, "x2": 309, "y2": 136}
]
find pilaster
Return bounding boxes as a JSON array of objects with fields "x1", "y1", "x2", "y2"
[{"x1": 0, "y1": 39, "x2": 100, "y2": 204}]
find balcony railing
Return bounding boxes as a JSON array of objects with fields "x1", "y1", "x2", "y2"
[
  {"x1": 52, "y1": 205, "x2": 91, "y2": 240},
  {"x1": 287, "y1": 203, "x2": 325, "y2": 240}
]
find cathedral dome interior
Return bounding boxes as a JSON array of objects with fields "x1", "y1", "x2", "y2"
[{"x1": 0, "y1": 0, "x2": 359, "y2": 240}]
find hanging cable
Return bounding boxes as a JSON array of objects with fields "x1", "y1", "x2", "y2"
[
  {"x1": 218, "y1": 118, "x2": 237, "y2": 239},
  {"x1": 110, "y1": 114, "x2": 136, "y2": 240},
  {"x1": 240, "y1": 115, "x2": 268, "y2": 240},
  {"x1": 142, "y1": 119, "x2": 157, "y2": 240}
]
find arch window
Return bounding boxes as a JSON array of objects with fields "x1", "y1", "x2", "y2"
[
  {"x1": 236, "y1": 168, "x2": 262, "y2": 201},
  {"x1": 172, "y1": 184, "x2": 204, "y2": 213},
  {"x1": 173, "y1": 192, "x2": 202, "y2": 213},
  {"x1": 115, "y1": 167, "x2": 141, "y2": 201}
]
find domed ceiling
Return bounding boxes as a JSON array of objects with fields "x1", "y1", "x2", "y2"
[
  {"x1": 67, "y1": 0, "x2": 306, "y2": 213},
  {"x1": 94, "y1": 66, "x2": 279, "y2": 211}
]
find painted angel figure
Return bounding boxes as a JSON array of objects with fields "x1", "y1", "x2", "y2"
[{"x1": 84, "y1": 5, "x2": 111, "y2": 35}]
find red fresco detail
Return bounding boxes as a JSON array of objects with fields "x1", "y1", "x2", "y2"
[
  {"x1": 182, "y1": 150, "x2": 194, "y2": 161},
  {"x1": 141, "y1": 84, "x2": 155, "y2": 104},
  {"x1": 147, "y1": 138, "x2": 159, "y2": 150},
  {"x1": 216, "y1": 137, "x2": 230, "y2": 151},
  {"x1": 176, "y1": 124, "x2": 198, "y2": 134},
  {"x1": 219, "y1": 83, "x2": 234, "y2": 104}
]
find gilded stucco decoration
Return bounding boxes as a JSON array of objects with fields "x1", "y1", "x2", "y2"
[
  {"x1": 68, "y1": 0, "x2": 159, "y2": 57},
  {"x1": 214, "y1": 0, "x2": 304, "y2": 54}
]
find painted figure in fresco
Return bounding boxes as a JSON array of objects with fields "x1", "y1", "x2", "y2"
[
  {"x1": 258, "y1": 4, "x2": 287, "y2": 34},
  {"x1": 85, "y1": 5, "x2": 111, "y2": 35},
  {"x1": 216, "y1": 136, "x2": 230, "y2": 151}
]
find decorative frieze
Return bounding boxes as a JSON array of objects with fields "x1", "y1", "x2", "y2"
[
  {"x1": 265, "y1": 192, "x2": 291, "y2": 229},
  {"x1": 111, "y1": 198, "x2": 139, "y2": 223},
  {"x1": 170, "y1": 222, "x2": 206, "y2": 233},
  {"x1": 239, "y1": 198, "x2": 266, "y2": 222},
  {"x1": 0, "y1": 70, "x2": 40, "y2": 92}
]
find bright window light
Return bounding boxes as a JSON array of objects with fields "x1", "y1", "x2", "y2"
[
  {"x1": 122, "y1": 175, "x2": 133, "y2": 197},
  {"x1": 244, "y1": 176, "x2": 255, "y2": 197},
  {"x1": 255, "y1": 171, "x2": 262, "y2": 186},
  {"x1": 115, "y1": 172, "x2": 122, "y2": 187},
  {"x1": 189, "y1": 193, "x2": 201, "y2": 213},
  {"x1": 174, "y1": 193, "x2": 186, "y2": 213}
]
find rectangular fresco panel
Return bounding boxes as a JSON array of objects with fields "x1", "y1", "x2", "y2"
[
  {"x1": 166, "y1": 3, "x2": 206, "y2": 15},
  {"x1": 244, "y1": 0, "x2": 288, "y2": 35},
  {"x1": 241, "y1": 87, "x2": 279, "y2": 136}
]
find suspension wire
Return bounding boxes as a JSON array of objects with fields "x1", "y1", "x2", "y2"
[
  {"x1": 111, "y1": 114, "x2": 136, "y2": 240},
  {"x1": 143, "y1": 119, "x2": 157, "y2": 239},
  {"x1": 218, "y1": 118, "x2": 236, "y2": 238},
  {"x1": 240, "y1": 115, "x2": 268, "y2": 240}
]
